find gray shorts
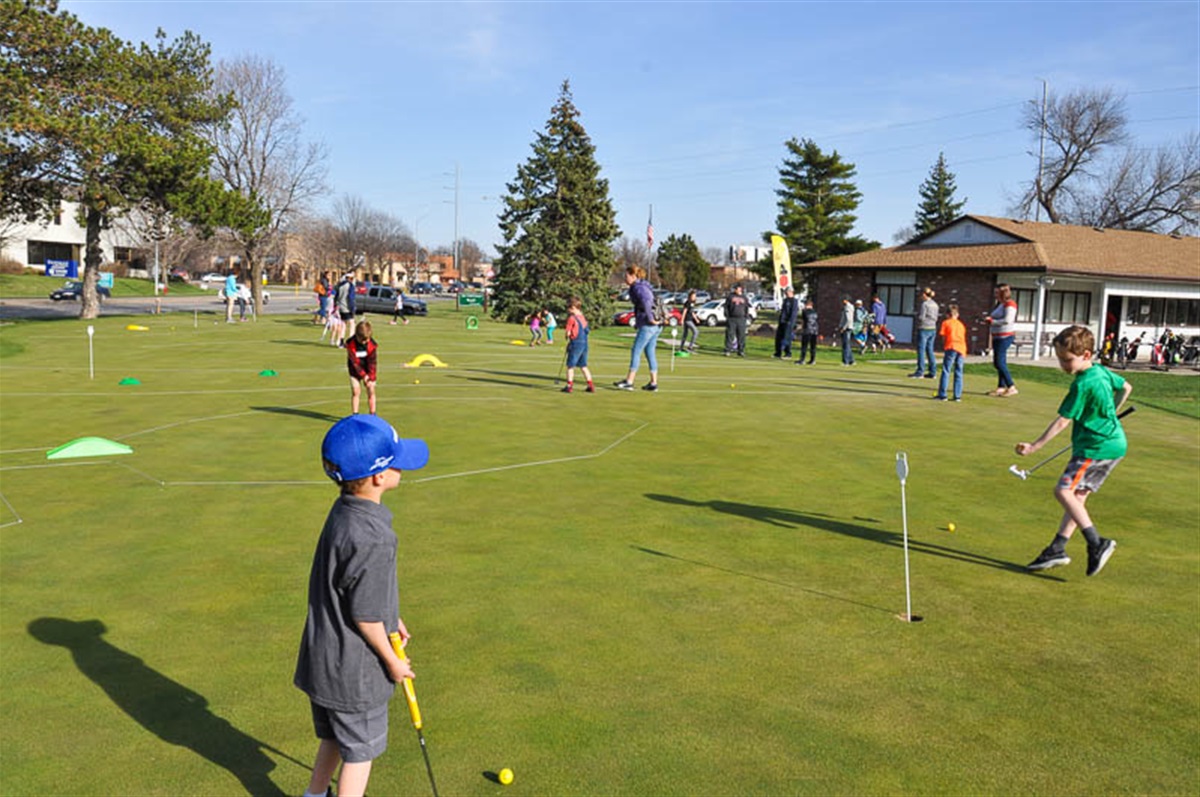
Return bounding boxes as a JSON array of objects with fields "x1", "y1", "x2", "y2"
[
  {"x1": 311, "y1": 701, "x2": 390, "y2": 763},
  {"x1": 1057, "y1": 456, "x2": 1122, "y2": 494}
]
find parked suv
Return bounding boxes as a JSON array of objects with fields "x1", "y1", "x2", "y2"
[
  {"x1": 49, "y1": 280, "x2": 110, "y2": 302},
  {"x1": 412, "y1": 281, "x2": 439, "y2": 295},
  {"x1": 356, "y1": 285, "x2": 428, "y2": 316}
]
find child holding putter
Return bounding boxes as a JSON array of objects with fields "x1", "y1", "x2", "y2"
[
  {"x1": 295, "y1": 414, "x2": 430, "y2": 797},
  {"x1": 1017, "y1": 325, "x2": 1132, "y2": 575},
  {"x1": 561, "y1": 296, "x2": 595, "y2": 393},
  {"x1": 345, "y1": 321, "x2": 378, "y2": 415}
]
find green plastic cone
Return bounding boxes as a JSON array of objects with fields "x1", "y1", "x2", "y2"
[{"x1": 46, "y1": 437, "x2": 133, "y2": 460}]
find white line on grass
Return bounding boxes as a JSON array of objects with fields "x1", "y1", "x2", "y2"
[
  {"x1": 408, "y1": 422, "x2": 650, "y2": 484},
  {"x1": 0, "y1": 490, "x2": 23, "y2": 528}
]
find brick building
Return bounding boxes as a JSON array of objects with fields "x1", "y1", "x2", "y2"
[{"x1": 806, "y1": 215, "x2": 1199, "y2": 358}]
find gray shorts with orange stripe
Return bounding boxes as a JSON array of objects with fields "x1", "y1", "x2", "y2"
[{"x1": 1057, "y1": 456, "x2": 1123, "y2": 493}]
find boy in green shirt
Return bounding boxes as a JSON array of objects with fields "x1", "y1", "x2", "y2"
[{"x1": 1017, "y1": 325, "x2": 1133, "y2": 576}]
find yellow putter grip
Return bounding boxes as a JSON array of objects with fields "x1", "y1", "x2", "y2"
[{"x1": 388, "y1": 632, "x2": 423, "y2": 730}]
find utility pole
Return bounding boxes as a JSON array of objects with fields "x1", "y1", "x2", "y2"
[{"x1": 444, "y1": 163, "x2": 460, "y2": 283}]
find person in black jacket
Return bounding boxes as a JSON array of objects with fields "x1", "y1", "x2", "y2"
[
  {"x1": 774, "y1": 286, "x2": 799, "y2": 358},
  {"x1": 724, "y1": 283, "x2": 751, "y2": 357},
  {"x1": 796, "y1": 299, "x2": 819, "y2": 365}
]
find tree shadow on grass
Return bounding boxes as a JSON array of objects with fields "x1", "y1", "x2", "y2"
[
  {"x1": 644, "y1": 493, "x2": 1062, "y2": 580},
  {"x1": 253, "y1": 405, "x2": 342, "y2": 423},
  {"x1": 28, "y1": 618, "x2": 300, "y2": 796}
]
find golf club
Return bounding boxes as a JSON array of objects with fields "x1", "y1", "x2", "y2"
[
  {"x1": 553, "y1": 343, "x2": 569, "y2": 385},
  {"x1": 389, "y1": 633, "x2": 440, "y2": 797},
  {"x1": 1009, "y1": 405, "x2": 1135, "y2": 480}
]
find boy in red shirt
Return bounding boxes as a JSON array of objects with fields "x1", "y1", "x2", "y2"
[
  {"x1": 934, "y1": 304, "x2": 967, "y2": 401},
  {"x1": 345, "y1": 321, "x2": 378, "y2": 414}
]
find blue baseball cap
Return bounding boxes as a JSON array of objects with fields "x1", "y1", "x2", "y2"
[{"x1": 321, "y1": 415, "x2": 429, "y2": 482}]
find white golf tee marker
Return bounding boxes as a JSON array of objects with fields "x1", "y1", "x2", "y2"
[
  {"x1": 670, "y1": 327, "x2": 679, "y2": 372},
  {"x1": 87, "y1": 325, "x2": 95, "y2": 380}
]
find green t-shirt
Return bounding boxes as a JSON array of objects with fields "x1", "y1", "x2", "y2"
[{"x1": 1058, "y1": 364, "x2": 1127, "y2": 459}]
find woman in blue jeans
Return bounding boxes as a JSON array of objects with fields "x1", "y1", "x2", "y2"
[
  {"x1": 613, "y1": 266, "x2": 661, "y2": 391},
  {"x1": 985, "y1": 283, "x2": 1019, "y2": 396}
]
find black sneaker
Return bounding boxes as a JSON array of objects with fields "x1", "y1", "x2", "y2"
[
  {"x1": 924, "y1": 373, "x2": 935, "y2": 379},
  {"x1": 561, "y1": 385, "x2": 573, "y2": 393},
  {"x1": 1027, "y1": 546, "x2": 1071, "y2": 571},
  {"x1": 585, "y1": 384, "x2": 595, "y2": 393},
  {"x1": 613, "y1": 380, "x2": 634, "y2": 391},
  {"x1": 642, "y1": 382, "x2": 658, "y2": 392},
  {"x1": 1086, "y1": 537, "x2": 1116, "y2": 576},
  {"x1": 907, "y1": 372, "x2": 923, "y2": 378}
]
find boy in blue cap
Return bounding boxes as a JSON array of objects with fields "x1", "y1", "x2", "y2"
[
  {"x1": 1017, "y1": 326, "x2": 1132, "y2": 576},
  {"x1": 295, "y1": 414, "x2": 430, "y2": 797}
]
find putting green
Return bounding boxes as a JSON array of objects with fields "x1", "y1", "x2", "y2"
[{"x1": 1, "y1": 308, "x2": 1197, "y2": 796}]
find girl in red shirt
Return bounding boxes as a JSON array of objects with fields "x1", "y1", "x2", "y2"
[{"x1": 345, "y1": 321, "x2": 378, "y2": 414}]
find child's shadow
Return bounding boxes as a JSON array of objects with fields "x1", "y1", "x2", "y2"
[{"x1": 28, "y1": 618, "x2": 293, "y2": 796}]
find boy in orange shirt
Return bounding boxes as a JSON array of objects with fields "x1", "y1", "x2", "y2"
[{"x1": 934, "y1": 304, "x2": 967, "y2": 401}]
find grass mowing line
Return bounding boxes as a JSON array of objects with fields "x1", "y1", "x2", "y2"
[{"x1": 408, "y1": 421, "x2": 650, "y2": 485}]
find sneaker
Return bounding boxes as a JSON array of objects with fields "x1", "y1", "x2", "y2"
[
  {"x1": 1086, "y1": 537, "x2": 1116, "y2": 576},
  {"x1": 923, "y1": 373, "x2": 935, "y2": 379},
  {"x1": 933, "y1": 395, "x2": 947, "y2": 401},
  {"x1": 642, "y1": 382, "x2": 658, "y2": 392},
  {"x1": 953, "y1": 397, "x2": 962, "y2": 402},
  {"x1": 1027, "y1": 546, "x2": 1071, "y2": 571},
  {"x1": 585, "y1": 384, "x2": 595, "y2": 393},
  {"x1": 613, "y1": 380, "x2": 634, "y2": 391},
  {"x1": 1003, "y1": 387, "x2": 1019, "y2": 397},
  {"x1": 561, "y1": 385, "x2": 573, "y2": 393},
  {"x1": 907, "y1": 372, "x2": 923, "y2": 378}
]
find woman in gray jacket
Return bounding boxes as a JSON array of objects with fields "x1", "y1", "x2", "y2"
[{"x1": 909, "y1": 288, "x2": 939, "y2": 378}]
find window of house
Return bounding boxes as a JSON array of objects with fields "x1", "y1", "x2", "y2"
[
  {"x1": 113, "y1": 247, "x2": 132, "y2": 263},
  {"x1": 1127, "y1": 297, "x2": 1200, "y2": 327},
  {"x1": 1011, "y1": 288, "x2": 1090, "y2": 324},
  {"x1": 27, "y1": 240, "x2": 74, "y2": 266},
  {"x1": 875, "y1": 271, "x2": 917, "y2": 316}
]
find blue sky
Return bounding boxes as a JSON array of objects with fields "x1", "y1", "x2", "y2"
[{"x1": 65, "y1": 1, "x2": 1199, "y2": 258}]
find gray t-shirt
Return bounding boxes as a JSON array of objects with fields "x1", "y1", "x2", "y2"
[
  {"x1": 294, "y1": 494, "x2": 400, "y2": 712},
  {"x1": 917, "y1": 298, "x2": 939, "y2": 330}
]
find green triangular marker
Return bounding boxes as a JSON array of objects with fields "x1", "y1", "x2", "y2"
[
  {"x1": 46, "y1": 437, "x2": 133, "y2": 460},
  {"x1": 118, "y1": 377, "x2": 141, "y2": 385},
  {"x1": 259, "y1": 369, "x2": 278, "y2": 377},
  {"x1": 674, "y1": 350, "x2": 691, "y2": 357}
]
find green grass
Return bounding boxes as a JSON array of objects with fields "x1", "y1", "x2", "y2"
[
  {"x1": 1, "y1": 306, "x2": 1198, "y2": 796},
  {"x1": 0, "y1": 272, "x2": 208, "y2": 298}
]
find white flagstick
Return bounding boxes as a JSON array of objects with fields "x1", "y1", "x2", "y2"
[
  {"x1": 670, "y1": 327, "x2": 679, "y2": 372},
  {"x1": 895, "y1": 452, "x2": 920, "y2": 623},
  {"x1": 87, "y1": 325, "x2": 95, "y2": 380}
]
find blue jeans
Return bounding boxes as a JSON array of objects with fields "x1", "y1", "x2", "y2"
[
  {"x1": 915, "y1": 329, "x2": 936, "y2": 375},
  {"x1": 630, "y1": 324, "x2": 661, "y2": 373},
  {"x1": 992, "y1": 335, "x2": 1015, "y2": 388},
  {"x1": 937, "y1": 350, "x2": 964, "y2": 399},
  {"x1": 840, "y1": 329, "x2": 855, "y2": 364}
]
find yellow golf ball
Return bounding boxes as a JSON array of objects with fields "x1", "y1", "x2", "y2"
[
  {"x1": 730, "y1": 383, "x2": 736, "y2": 389},
  {"x1": 499, "y1": 768, "x2": 514, "y2": 785},
  {"x1": 947, "y1": 522, "x2": 957, "y2": 532},
  {"x1": 414, "y1": 379, "x2": 420, "y2": 384}
]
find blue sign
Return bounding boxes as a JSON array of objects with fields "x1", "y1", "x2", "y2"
[{"x1": 46, "y1": 259, "x2": 78, "y2": 278}]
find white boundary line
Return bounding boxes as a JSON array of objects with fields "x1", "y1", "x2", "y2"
[
  {"x1": 0, "y1": 490, "x2": 23, "y2": 528},
  {"x1": 409, "y1": 422, "x2": 649, "y2": 484}
]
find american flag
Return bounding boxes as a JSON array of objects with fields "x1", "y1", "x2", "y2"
[{"x1": 646, "y1": 206, "x2": 654, "y2": 251}]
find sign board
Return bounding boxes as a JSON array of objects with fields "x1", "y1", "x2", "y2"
[
  {"x1": 457, "y1": 292, "x2": 485, "y2": 308},
  {"x1": 99, "y1": 272, "x2": 115, "y2": 289},
  {"x1": 46, "y1": 259, "x2": 78, "y2": 279}
]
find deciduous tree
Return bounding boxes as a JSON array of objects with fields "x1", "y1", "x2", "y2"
[{"x1": 1, "y1": 0, "x2": 231, "y2": 318}]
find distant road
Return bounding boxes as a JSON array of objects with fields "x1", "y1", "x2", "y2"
[{"x1": 0, "y1": 289, "x2": 314, "y2": 321}]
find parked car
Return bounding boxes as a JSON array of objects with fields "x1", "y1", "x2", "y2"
[
  {"x1": 217, "y1": 283, "x2": 270, "y2": 305},
  {"x1": 168, "y1": 267, "x2": 190, "y2": 281},
  {"x1": 198, "y1": 272, "x2": 226, "y2": 288},
  {"x1": 412, "y1": 281, "x2": 439, "y2": 295},
  {"x1": 611, "y1": 306, "x2": 683, "y2": 327},
  {"x1": 756, "y1": 296, "x2": 781, "y2": 312},
  {"x1": 356, "y1": 285, "x2": 428, "y2": 316},
  {"x1": 49, "y1": 280, "x2": 110, "y2": 302},
  {"x1": 692, "y1": 299, "x2": 758, "y2": 327}
]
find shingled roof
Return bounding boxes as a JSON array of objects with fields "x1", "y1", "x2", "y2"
[{"x1": 809, "y1": 215, "x2": 1200, "y2": 283}]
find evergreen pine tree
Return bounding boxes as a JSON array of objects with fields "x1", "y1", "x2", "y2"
[
  {"x1": 914, "y1": 152, "x2": 967, "y2": 235},
  {"x1": 656, "y1": 233, "x2": 709, "y2": 291},
  {"x1": 492, "y1": 81, "x2": 620, "y2": 324}
]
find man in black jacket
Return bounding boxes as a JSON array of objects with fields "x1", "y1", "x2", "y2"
[
  {"x1": 724, "y1": 283, "x2": 751, "y2": 357},
  {"x1": 774, "y1": 286, "x2": 799, "y2": 358}
]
